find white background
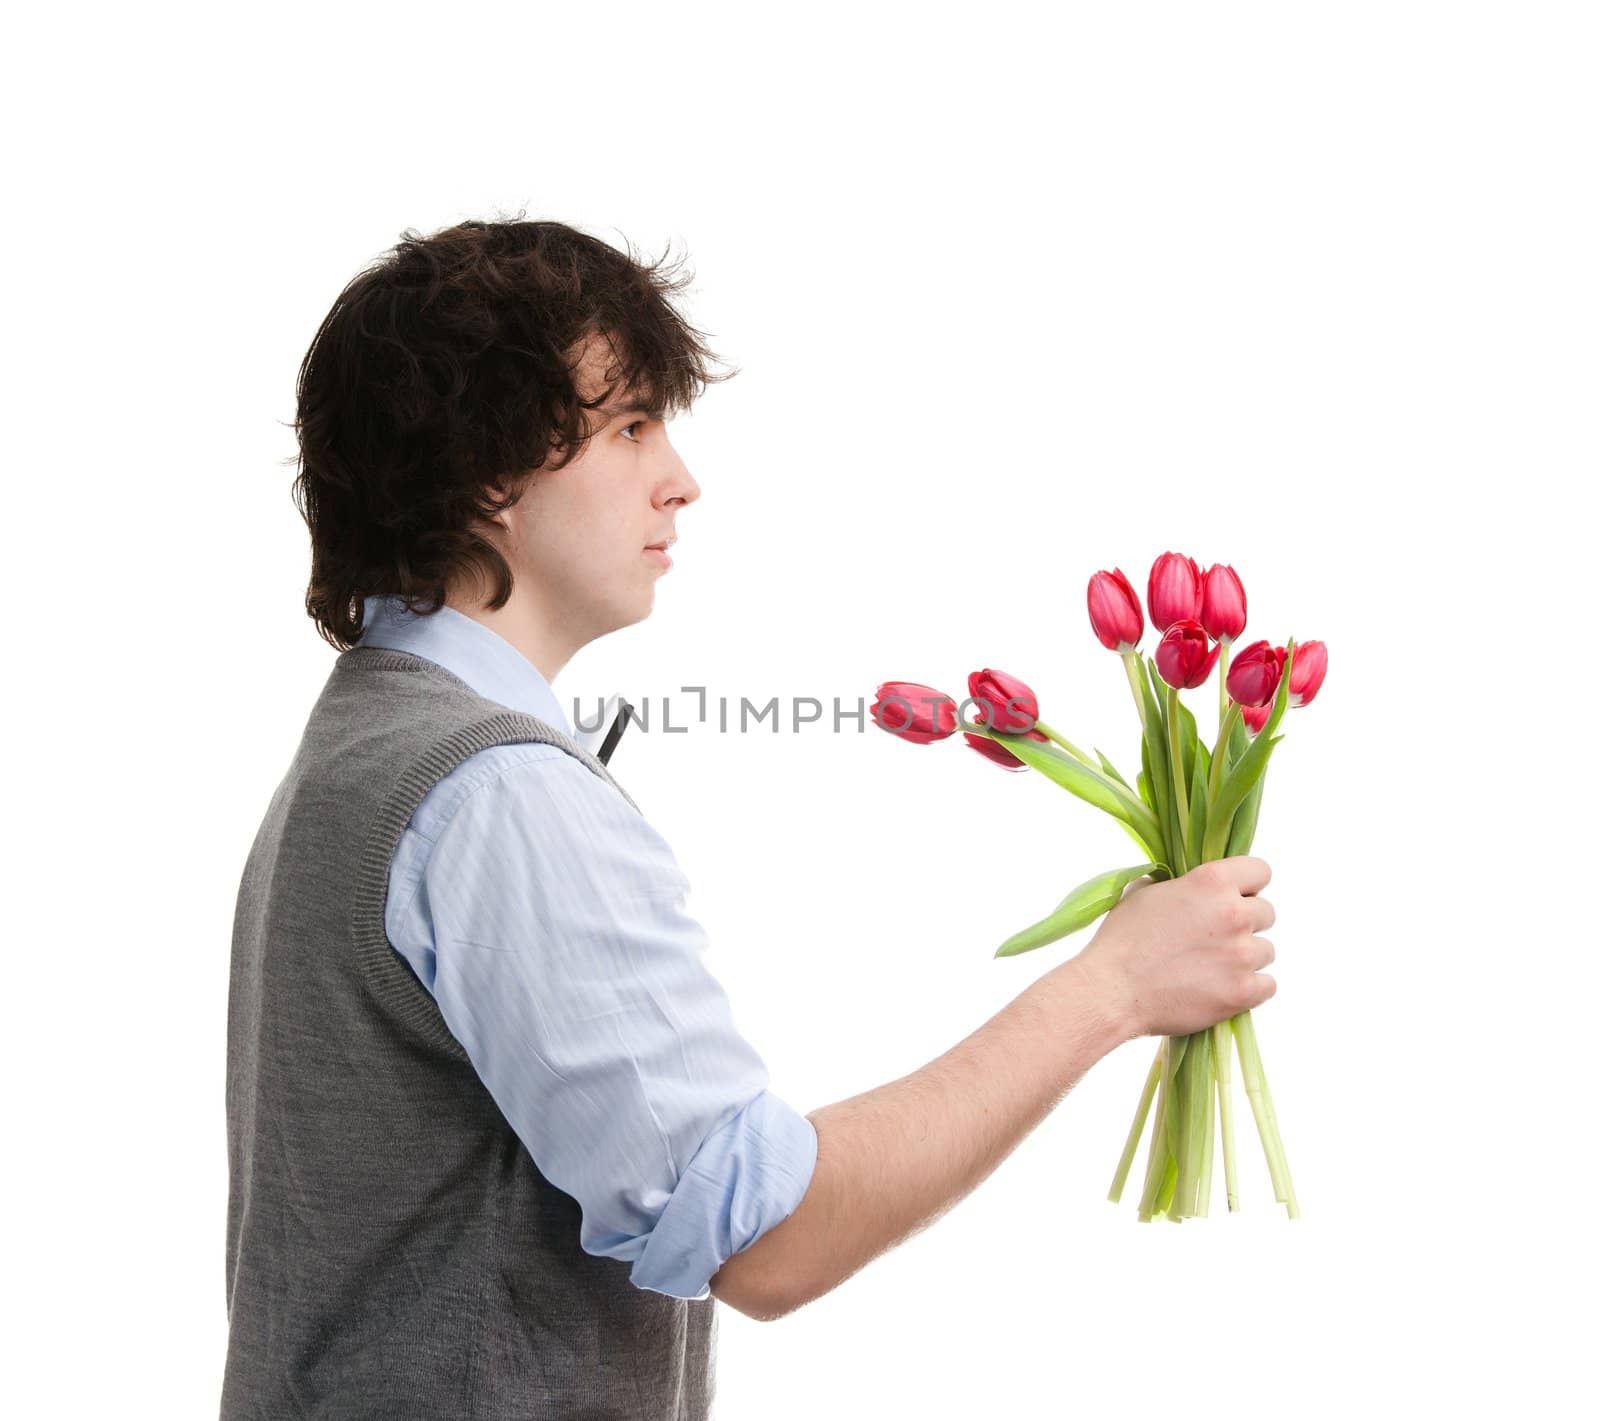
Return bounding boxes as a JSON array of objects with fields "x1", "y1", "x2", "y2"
[{"x1": 8, "y1": 2, "x2": 1596, "y2": 1415}]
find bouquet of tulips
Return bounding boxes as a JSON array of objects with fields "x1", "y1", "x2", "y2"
[{"x1": 868, "y1": 552, "x2": 1327, "y2": 1221}]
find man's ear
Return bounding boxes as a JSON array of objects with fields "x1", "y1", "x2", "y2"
[
  {"x1": 482, "y1": 499, "x2": 513, "y2": 535},
  {"x1": 480, "y1": 478, "x2": 527, "y2": 535}
]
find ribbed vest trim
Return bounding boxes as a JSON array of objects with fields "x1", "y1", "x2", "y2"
[{"x1": 341, "y1": 645, "x2": 642, "y2": 1062}]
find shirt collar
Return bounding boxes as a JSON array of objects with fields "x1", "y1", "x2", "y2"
[{"x1": 357, "y1": 594, "x2": 574, "y2": 737}]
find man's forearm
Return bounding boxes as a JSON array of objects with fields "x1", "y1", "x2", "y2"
[{"x1": 713, "y1": 958, "x2": 1132, "y2": 1321}]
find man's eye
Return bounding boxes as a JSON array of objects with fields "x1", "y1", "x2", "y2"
[{"x1": 621, "y1": 421, "x2": 645, "y2": 441}]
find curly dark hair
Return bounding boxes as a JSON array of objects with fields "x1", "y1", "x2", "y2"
[{"x1": 287, "y1": 216, "x2": 737, "y2": 650}]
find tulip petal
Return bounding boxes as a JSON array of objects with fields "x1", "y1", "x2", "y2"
[{"x1": 994, "y1": 863, "x2": 1159, "y2": 958}]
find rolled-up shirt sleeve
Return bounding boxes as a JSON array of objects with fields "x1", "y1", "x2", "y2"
[{"x1": 384, "y1": 744, "x2": 818, "y2": 1301}]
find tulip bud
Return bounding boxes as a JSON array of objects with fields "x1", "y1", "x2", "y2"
[
  {"x1": 1154, "y1": 619, "x2": 1220, "y2": 690},
  {"x1": 964, "y1": 710, "x2": 1048, "y2": 771},
  {"x1": 1225, "y1": 640, "x2": 1285, "y2": 708},
  {"x1": 967, "y1": 667, "x2": 1039, "y2": 733},
  {"x1": 1087, "y1": 567, "x2": 1144, "y2": 652},
  {"x1": 1240, "y1": 701, "x2": 1273, "y2": 735},
  {"x1": 871, "y1": 681, "x2": 958, "y2": 744},
  {"x1": 1200, "y1": 564, "x2": 1247, "y2": 644},
  {"x1": 1147, "y1": 551, "x2": 1203, "y2": 633},
  {"x1": 1280, "y1": 639, "x2": 1327, "y2": 707}
]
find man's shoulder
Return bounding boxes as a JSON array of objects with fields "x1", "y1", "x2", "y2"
[{"x1": 408, "y1": 738, "x2": 592, "y2": 841}]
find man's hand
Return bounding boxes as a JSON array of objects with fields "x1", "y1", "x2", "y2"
[{"x1": 1069, "y1": 855, "x2": 1277, "y2": 1039}]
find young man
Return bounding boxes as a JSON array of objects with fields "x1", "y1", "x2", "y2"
[{"x1": 224, "y1": 218, "x2": 1279, "y2": 1419}]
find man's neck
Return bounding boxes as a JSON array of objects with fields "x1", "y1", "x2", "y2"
[{"x1": 444, "y1": 585, "x2": 581, "y2": 686}]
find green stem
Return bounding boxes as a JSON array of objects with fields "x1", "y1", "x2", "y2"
[
  {"x1": 1217, "y1": 641, "x2": 1231, "y2": 739},
  {"x1": 1232, "y1": 1010, "x2": 1300, "y2": 1219},
  {"x1": 1032, "y1": 718, "x2": 1096, "y2": 768},
  {"x1": 961, "y1": 718, "x2": 1141, "y2": 808},
  {"x1": 1210, "y1": 700, "x2": 1242, "y2": 804},
  {"x1": 1120, "y1": 649, "x2": 1150, "y2": 731},
  {"x1": 1171, "y1": 1025, "x2": 1213, "y2": 1218},
  {"x1": 974, "y1": 723, "x2": 1165, "y2": 851},
  {"x1": 1215, "y1": 1018, "x2": 1240, "y2": 1211},
  {"x1": 1121, "y1": 650, "x2": 1177, "y2": 874},
  {"x1": 1197, "y1": 1037, "x2": 1216, "y2": 1217},
  {"x1": 1165, "y1": 685, "x2": 1190, "y2": 867},
  {"x1": 1155, "y1": 1155, "x2": 1179, "y2": 1220},
  {"x1": 1228, "y1": 1011, "x2": 1292, "y2": 1222},
  {"x1": 1108, "y1": 1041, "x2": 1163, "y2": 1204},
  {"x1": 1137, "y1": 1041, "x2": 1173, "y2": 1220}
]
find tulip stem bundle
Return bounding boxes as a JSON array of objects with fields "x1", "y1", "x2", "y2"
[
  {"x1": 1103, "y1": 636, "x2": 1300, "y2": 1220},
  {"x1": 869, "y1": 554, "x2": 1327, "y2": 1224}
]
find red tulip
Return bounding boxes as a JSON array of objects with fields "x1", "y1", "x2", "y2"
[
  {"x1": 967, "y1": 668, "x2": 1039, "y2": 733},
  {"x1": 1280, "y1": 639, "x2": 1328, "y2": 707},
  {"x1": 1148, "y1": 552, "x2": 1203, "y2": 633},
  {"x1": 871, "y1": 681, "x2": 958, "y2": 743},
  {"x1": 964, "y1": 711, "x2": 1049, "y2": 772},
  {"x1": 1241, "y1": 701, "x2": 1273, "y2": 735},
  {"x1": 1226, "y1": 640, "x2": 1285, "y2": 708},
  {"x1": 1201, "y1": 564, "x2": 1247, "y2": 644},
  {"x1": 1155, "y1": 619, "x2": 1220, "y2": 690},
  {"x1": 1087, "y1": 567, "x2": 1144, "y2": 651}
]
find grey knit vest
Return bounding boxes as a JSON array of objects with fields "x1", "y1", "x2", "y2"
[{"x1": 223, "y1": 645, "x2": 717, "y2": 1419}]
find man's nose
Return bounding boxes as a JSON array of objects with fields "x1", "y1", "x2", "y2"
[{"x1": 660, "y1": 446, "x2": 700, "y2": 507}]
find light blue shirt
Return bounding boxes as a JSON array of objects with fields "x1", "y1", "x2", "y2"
[{"x1": 358, "y1": 594, "x2": 818, "y2": 1301}]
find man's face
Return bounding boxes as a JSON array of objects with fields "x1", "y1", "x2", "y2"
[{"x1": 496, "y1": 337, "x2": 701, "y2": 643}]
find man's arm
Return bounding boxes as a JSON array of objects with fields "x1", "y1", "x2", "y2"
[
  {"x1": 711, "y1": 855, "x2": 1280, "y2": 1321},
  {"x1": 709, "y1": 957, "x2": 1131, "y2": 1322},
  {"x1": 390, "y1": 745, "x2": 821, "y2": 1306}
]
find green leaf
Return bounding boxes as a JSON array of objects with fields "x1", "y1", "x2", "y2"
[
  {"x1": 1226, "y1": 708, "x2": 1249, "y2": 774},
  {"x1": 1175, "y1": 695, "x2": 1199, "y2": 791},
  {"x1": 1142, "y1": 664, "x2": 1182, "y2": 871},
  {"x1": 1226, "y1": 765, "x2": 1268, "y2": 856},
  {"x1": 1186, "y1": 738, "x2": 1210, "y2": 869},
  {"x1": 1133, "y1": 752, "x2": 1167, "y2": 866},
  {"x1": 993, "y1": 863, "x2": 1159, "y2": 958},
  {"x1": 987, "y1": 730, "x2": 1164, "y2": 848},
  {"x1": 1095, "y1": 748, "x2": 1132, "y2": 791},
  {"x1": 1203, "y1": 641, "x2": 1298, "y2": 860},
  {"x1": 1116, "y1": 816, "x2": 1166, "y2": 864},
  {"x1": 1205, "y1": 735, "x2": 1283, "y2": 858},
  {"x1": 1133, "y1": 657, "x2": 1178, "y2": 875}
]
